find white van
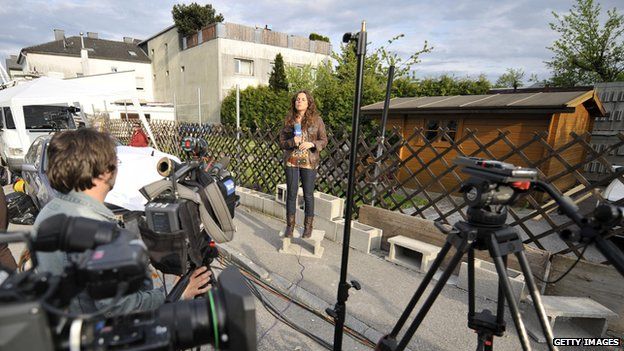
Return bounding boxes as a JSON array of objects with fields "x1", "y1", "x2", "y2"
[{"x1": 0, "y1": 104, "x2": 77, "y2": 172}]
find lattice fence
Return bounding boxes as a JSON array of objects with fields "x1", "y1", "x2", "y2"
[{"x1": 106, "y1": 119, "x2": 624, "y2": 261}]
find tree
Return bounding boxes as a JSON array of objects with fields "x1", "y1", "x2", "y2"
[
  {"x1": 285, "y1": 64, "x2": 317, "y2": 93},
  {"x1": 172, "y1": 2, "x2": 224, "y2": 37},
  {"x1": 221, "y1": 86, "x2": 289, "y2": 129},
  {"x1": 494, "y1": 68, "x2": 525, "y2": 89},
  {"x1": 269, "y1": 53, "x2": 288, "y2": 92},
  {"x1": 309, "y1": 33, "x2": 330, "y2": 42},
  {"x1": 414, "y1": 75, "x2": 492, "y2": 96},
  {"x1": 546, "y1": 0, "x2": 624, "y2": 86}
]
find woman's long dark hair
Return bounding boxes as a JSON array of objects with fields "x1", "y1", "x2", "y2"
[{"x1": 284, "y1": 90, "x2": 320, "y2": 129}]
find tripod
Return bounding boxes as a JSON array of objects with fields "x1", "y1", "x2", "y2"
[{"x1": 377, "y1": 204, "x2": 557, "y2": 351}]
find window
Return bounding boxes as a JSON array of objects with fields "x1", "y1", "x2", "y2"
[
  {"x1": 616, "y1": 110, "x2": 622, "y2": 122},
  {"x1": 120, "y1": 113, "x2": 151, "y2": 121},
  {"x1": 111, "y1": 67, "x2": 118, "y2": 72},
  {"x1": 136, "y1": 77, "x2": 145, "y2": 91},
  {"x1": 235, "y1": 58, "x2": 253, "y2": 75},
  {"x1": 3, "y1": 107, "x2": 15, "y2": 129},
  {"x1": 608, "y1": 112, "x2": 614, "y2": 121},
  {"x1": 128, "y1": 50, "x2": 137, "y2": 57},
  {"x1": 424, "y1": 119, "x2": 459, "y2": 142},
  {"x1": 22, "y1": 105, "x2": 76, "y2": 130},
  {"x1": 619, "y1": 91, "x2": 624, "y2": 101},
  {"x1": 609, "y1": 91, "x2": 615, "y2": 102},
  {"x1": 24, "y1": 138, "x2": 43, "y2": 167}
]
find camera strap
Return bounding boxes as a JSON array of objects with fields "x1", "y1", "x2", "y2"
[{"x1": 140, "y1": 180, "x2": 234, "y2": 243}]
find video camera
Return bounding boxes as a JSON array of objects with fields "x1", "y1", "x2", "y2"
[
  {"x1": 138, "y1": 136, "x2": 238, "y2": 299},
  {"x1": 0, "y1": 214, "x2": 256, "y2": 351}
]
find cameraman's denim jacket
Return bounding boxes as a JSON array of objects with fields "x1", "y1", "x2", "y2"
[{"x1": 32, "y1": 191, "x2": 165, "y2": 316}]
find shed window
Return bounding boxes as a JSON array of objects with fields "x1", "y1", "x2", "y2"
[{"x1": 424, "y1": 119, "x2": 458, "y2": 142}]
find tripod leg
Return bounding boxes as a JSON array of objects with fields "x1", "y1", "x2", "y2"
[
  {"x1": 468, "y1": 248, "x2": 475, "y2": 319},
  {"x1": 495, "y1": 255, "x2": 507, "y2": 327},
  {"x1": 388, "y1": 241, "x2": 453, "y2": 337},
  {"x1": 491, "y1": 254, "x2": 532, "y2": 351},
  {"x1": 395, "y1": 241, "x2": 469, "y2": 351},
  {"x1": 516, "y1": 251, "x2": 558, "y2": 351}
]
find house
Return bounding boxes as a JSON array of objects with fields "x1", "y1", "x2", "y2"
[
  {"x1": 361, "y1": 90, "x2": 606, "y2": 192},
  {"x1": 4, "y1": 55, "x2": 26, "y2": 80},
  {"x1": 588, "y1": 82, "x2": 624, "y2": 180},
  {"x1": 14, "y1": 29, "x2": 153, "y2": 102},
  {"x1": 139, "y1": 22, "x2": 331, "y2": 124}
]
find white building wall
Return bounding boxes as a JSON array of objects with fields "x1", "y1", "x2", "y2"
[{"x1": 23, "y1": 53, "x2": 153, "y2": 101}]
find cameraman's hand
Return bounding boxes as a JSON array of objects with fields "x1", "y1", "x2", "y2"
[{"x1": 181, "y1": 266, "x2": 212, "y2": 300}]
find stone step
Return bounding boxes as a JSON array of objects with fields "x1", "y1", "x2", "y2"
[
  {"x1": 523, "y1": 295, "x2": 618, "y2": 343},
  {"x1": 386, "y1": 236, "x2": 441, "y2": 273},
  {"x1": 278, "y1": 229, "x2": 325, "y2": 258},
  {"x1": 335, "y1": 219, "x2": 383, "y2": 254}
]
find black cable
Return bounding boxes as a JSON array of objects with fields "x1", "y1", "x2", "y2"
[
  {"x1": 218, "y1": 254, "x2": 377, "y2": 349},
  {"x1": 257, "y1": 246, "x2": 306, "y2": 344},
  {"x1": 533, "y1": 243, "x2": 590, "y2": 284}
]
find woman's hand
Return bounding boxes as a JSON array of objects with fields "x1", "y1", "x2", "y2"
[
  {"x1": 293, "y1": 135, "x2": 302, "y2": 145},
  {"x1": 298, "y1": 141, "x2": 315, "y2": 150},
  {"x1": 181, "y1": 266, "x2": 212, "y2": 300}
]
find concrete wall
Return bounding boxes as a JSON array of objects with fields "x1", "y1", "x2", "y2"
[{"x1": 145, "y1": 26, "x2": 330, "y2": 124}]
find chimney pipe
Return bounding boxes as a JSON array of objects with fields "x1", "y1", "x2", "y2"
[
  {"x1": 80, "y1": 32, "x2": 85, "y2": 49},
  {"x1": 53, "y1": 29, "x2": 65, "y2": 41}
]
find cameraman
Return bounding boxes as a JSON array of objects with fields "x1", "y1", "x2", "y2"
[{"x1": 33, "y1": 128, "x2": 211, "y2": 315}]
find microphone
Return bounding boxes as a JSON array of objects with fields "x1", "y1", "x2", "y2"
[
  {"x1": 33, "y1": 215, "x2": 119, "y2": 252},
  {"x1": 294, "y1": 123, "x2": 302, "y2": 137}
]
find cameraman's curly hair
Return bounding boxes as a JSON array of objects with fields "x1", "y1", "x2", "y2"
[
  {"x1": 284, "y1": 90, "x2": 320, "y2": 130},
  {"x1": 47, "y1": 128, "x2": 117, "y2": 194}
]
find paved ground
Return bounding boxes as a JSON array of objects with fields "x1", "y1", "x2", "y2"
[{"x1": 6, "y1": 202, "x2": 620, "y2": 350}]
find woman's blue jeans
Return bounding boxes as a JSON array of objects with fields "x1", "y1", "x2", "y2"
[{"x1": 285, "y1": 166, "x2": 316, "y2": 217}]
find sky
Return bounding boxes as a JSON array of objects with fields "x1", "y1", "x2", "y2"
[{"x1": 0, "y1": 0, "x2": 621, "y2": 83}]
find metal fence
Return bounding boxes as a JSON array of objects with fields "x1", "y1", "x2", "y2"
[{"x1": 107, "y1": 119, "x2": 624, "y2": 261}]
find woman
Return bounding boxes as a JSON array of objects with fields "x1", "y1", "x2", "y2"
[
  {"x1": 129, "y1": 122, "x2": 149, "y2": 147},
  {"x1": 279, "y1": 91, "x2": 328, "y2": 238}
]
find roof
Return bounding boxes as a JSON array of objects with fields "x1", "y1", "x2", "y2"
[
  {"x1": 20, "y1": 36, "x2": 150, "y2": 63},
  {"x1": 361, "y1": 90, "x2": 606, "y2": 117},
  {"x1": 138, "y1": 25, "x2": 176, "y2": 45}
]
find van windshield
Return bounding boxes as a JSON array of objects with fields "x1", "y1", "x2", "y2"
[{"x1": 23, "y1": 105, "x2": 76, "y2": 130}]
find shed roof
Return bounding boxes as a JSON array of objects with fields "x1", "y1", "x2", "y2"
[
  {"x1": 20, "y1": 36, "x2": 150, "y2": 64},
  {"x1": 362, "y1": 90, "x2": 605, "y2": 117}
]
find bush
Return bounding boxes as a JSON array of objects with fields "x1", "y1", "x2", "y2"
[
  {"x1": 221, "y1": 86, "x2": 290, "y2": 129},
  {"x1": 309, "y1": 33, "x2": 330, "y2": 42}
]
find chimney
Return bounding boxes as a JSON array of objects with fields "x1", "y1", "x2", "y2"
[
  {"x1": 87, "y1": 32, "x2": 98, "y2": 39},
  {"x1": 53, "y1": 29, "x2": 65, "y2": 41},
  {"x1": 123, "y1": 37, "x2": 134, "y2": 44}
]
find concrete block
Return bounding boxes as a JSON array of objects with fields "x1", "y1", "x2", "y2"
[
  {"x1": 312, "y1": 192, "x2": 345, "y2": 220},
  {"x1": 457, "y1": 259, "x2": 526, "y2": 305},
  {"x1": 261, "y1": 197, "x2": 285, "y2": 219},
  {"x1": 524, "y1": 296, "x2": 617, "y2": 343},
  {"x1": 386, "y1": 236, "x2": 441, "y2": 273},
  {"x1": 249, "y1": 191, "x2": 271, "y2": 212},
  {"x1": 315, "y1": 216, "x2": 340, "y2": 241},
  {"x1": 275, "y1": 183, "x2": 302, "y2": 205},
  {"x1": 237, "y1": 187, "x2": 253, "y2": 207},
  {"x1": 335, "y1": 220, "x2": 383, "y2": 254}
]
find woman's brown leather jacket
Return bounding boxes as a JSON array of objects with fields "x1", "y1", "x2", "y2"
[{"x1": 279, "y1": 117, "x2": 328, "y2": 169}]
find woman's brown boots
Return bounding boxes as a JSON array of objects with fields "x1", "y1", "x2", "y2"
[
  {"x1": 284, "y1": 214, "x2": 296, "y2": 238},
  {"x1": 302, "y1": 216, "x2": 314, "y2": 238}
]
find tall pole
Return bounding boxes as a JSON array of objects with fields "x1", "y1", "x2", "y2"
[
  {"x1": 236, "y1": 84, "x2": 241, "y2": 140},
  {"x1": 371, "y1": 65, "x2": 395, "y2": 206},
  {"x1": 198, "y1": 87, "x2": 202, "y2": 124},
  {"x1": 330, "y1": 20, "x2": 367, "y2": 351}
]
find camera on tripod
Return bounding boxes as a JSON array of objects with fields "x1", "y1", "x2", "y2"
[{"x1": 0, "y1": 214, "x2": 256, "y2": 351}]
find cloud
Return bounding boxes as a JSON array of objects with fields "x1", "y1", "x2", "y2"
[{"x1": 1, "y1": 0, "x2": 622, "y2": 83}]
